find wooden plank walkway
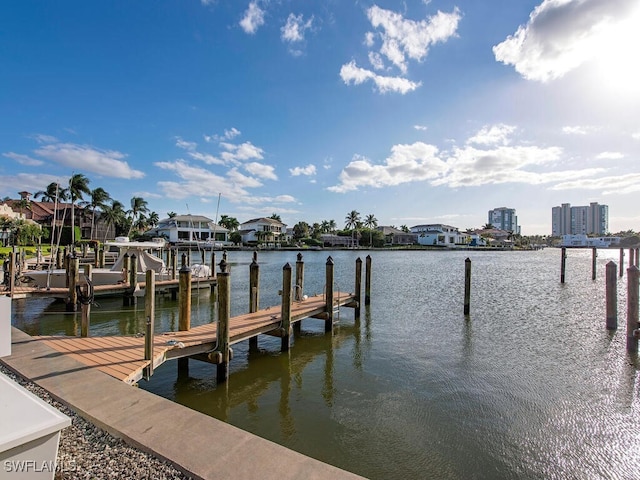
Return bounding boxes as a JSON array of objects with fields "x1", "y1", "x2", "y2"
[{"x1": 35, "y1": 291, "x2": 356, "y2": 385}]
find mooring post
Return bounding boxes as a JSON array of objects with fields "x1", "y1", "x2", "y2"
[
  {"x1": 66, "y1": 256, "x2": 79, "y2": 312},
  {"x1": 249, "y1": 252, "x2": 260, "y2": 352},
  {"x1": 144, "y1": 269, "x2": 155, "y2": 380},
  {"x1": 627, "y1": 265, "x2": 639, "y2": 353},
  {"x1": 99, "y1": 248, "x2": 105, "y2": 268},
  {"x1": 365, "y1": 255, "x2": 372, "y2": 306},
  {"x1": 464, "y1": 258, "x2": 471, "y2": 316},
  {"x1": 325, "y1": 256, "x2": 334, "y2": 333},
  {"x1": 605, "y1": 261, "x2": 617, "y2": 330},
  {"x1": 210, "y1": 251, "x2": 216, "y2": 278},
  {"x1": 560, "y1": 247, "x2": 567, "y2": 283},
  {"x1": 216, "y1": 259, "x2": 231, "y2": 383},
  {"x1": 128, "y1": 254, "x2": 138, "y2": 306},
  {"x1": 619, "y1": 248, "x2": 625, "y2": 277},
  {"x1": 56, "y1": 247, "x2": 63, "y2": 269},
  {"x1": 354, "y1": 257, "x2": 362, "y2": 318},
  {"x1": 80, "y1": 264, "x2": 92, "y2": 337},
  {"x1": 171, "y1": 250, "x2": 177, "y2": 280},
  {"x1": 177, "y1": 262, "x2": 192, "y2": 374},
  {"x1": 591, "y1": 247, "x2": 597, "y2": 281},
  {"x1": 8, "y1": 251, "x2": 16, "y2": 297},
  {"x1": 295, "y1": 252, "x2": 304, "y2": 301},
  {"x1": 281, "y1": 263, "x2": 292, "y2": 351}
]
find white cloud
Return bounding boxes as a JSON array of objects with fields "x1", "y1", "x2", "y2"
[
  {"x1": 281, "y1": 13, "x2": 313, "y2": 43},
  {"x1": 220, "y1": 141, "x2": 264, "y2": 163},
  {"x1": 493, "y1": 0, "x2": 639, "y2": 82},
  {"x1": 175, "y1": 137, "x2": 197, "y2": 151},
  {"x1": 30, "y1": 134, "x2": 58, "y2": 144},
  {"x1": 467, "y1": 124, "x2": 516, "y2": 146},
  {"x1": 240, "y1": 1, "x2": 265, "y2": 35},
  {"x1": 632, "y1": 131, "x2": 640, "y2": 140},
  {"x1": 562, "y1": 125, "x2": 590, "y2": 135},
  {"x1": 366, "y1": 5, "x2": 461, "y2": 74},
  {"x1": 595, "y1": 151, "x2": 624, "y2": 160},
  {"x1": 34, "y1": 143, "x2": 145, "y2": 179},
  {"x1": 0, "y1": 173, "x2": 64, "y2": 198},
  {"x1": 188, "y1": 151, "x2": 225, "y2": 165},
  {"x1": 289, "y1": 164, "x2": 316, "y2": 176},
  {"x1": 3, "y1": 152, "x2": 44, "y2": 166},
  {"x1": 244, "y1": 161, "x2": 277, "y2": 180},
  {"x1": 414, "y1": 125, "x2": 428, "y2": 131},
  {"x1": 368, "y1": 51, "x2": 385, "y2": 70},
  {"x1": 551, "y1": 173, "x2": 640, "y2": 195},
  {"x1": 340, "y1": 60, "x2": 421, "y2": 94}
]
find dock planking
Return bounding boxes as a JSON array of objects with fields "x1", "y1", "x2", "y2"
[{"x1": 36, "y1": 291, "x2": 356, "y2": 385}]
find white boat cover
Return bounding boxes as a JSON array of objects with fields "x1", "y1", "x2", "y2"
[{"x1": 111, "y1": 248, "x2": 167, "y2": 274}]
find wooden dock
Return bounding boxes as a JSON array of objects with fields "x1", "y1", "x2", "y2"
[{"x1": 34, "y1": 291, "x2": 356, "y2": 385}]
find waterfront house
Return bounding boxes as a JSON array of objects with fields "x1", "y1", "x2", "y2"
[
  {"x1": 239, "y1": 217, "x2": 288, "y2": 246},
  {"x1": 376, "y1": 226, "x2": 417, "y2": 246},
  {"x1": 320, "y1": 233, "x2": 359, "y2": 248},
  {"x1": 150, "y1": 215, "x2": 229, "y2": 245},
  {"x1": 560, "y1": 234, "x2": 620, "y2": 248},
  {"x1": 410, "y1": 224, "x2": 467, "y2": 247}
]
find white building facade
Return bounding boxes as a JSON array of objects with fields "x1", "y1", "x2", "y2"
[
  {"x1": 239, "y1": 217, "x2": 288, "y2": 245},
  {"x1": 152, "y1": 215, "x2": 229, "y2": 244},
  {"x1": 552, "y1": 202, "x2": 608, "y2": 236},
  {"x1": 410, "y1": 224, "x2": 467, "y2": 247},
  {"x1": 488, "y1": 207, "x2": 520, "y2": 234}
]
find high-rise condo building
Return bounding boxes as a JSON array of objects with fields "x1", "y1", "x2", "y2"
[
  {"x1": 551, "y1": 202, "x2": 608, "y2": 236},
  {"x1": 488, "y1": 207, "x2": 520, "y2": 234}
]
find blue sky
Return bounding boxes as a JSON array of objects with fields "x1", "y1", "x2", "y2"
[{"x1": 2, "y1": 0, "x2": 639, "y2": 235}]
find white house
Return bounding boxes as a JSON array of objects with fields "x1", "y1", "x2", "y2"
[
  {"x1": 561, "y1": 234, "x2": 620, "y2": 248},
  {"x1": 239, "y1": 217, "x2": 288, "y2": 245},
  {"x1": 150, "y1": 215, "x2": 229, "y2": 245},
  {"x1": 410, "y1": 224, "x2": 467, "y2": 247}
]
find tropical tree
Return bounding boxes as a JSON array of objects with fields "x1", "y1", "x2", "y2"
[
  {"x1": 68, "y1": 173, "x2": 91, "y2": 245},
  {"x1": 400, "y1": 225, "x2": 409, "y2": 233},
  {"x1": 82, "y1": 187, "x2": 111, "y2": 240},
  {"x1": 364, "y1": 213, "x2": 378, "y2": 246},
  {"x1": 147, "y1": 211, "x2": 159, "y2": 228},
  {"x1": 35, "y1": 182, "x2": 69, "y2": 203},
  {"x1": 270, "y1": 213, "x2": 282, "y2": 222},
  {"x1": 483, "y1": 223, "x2": 495, "y2": 230},
  {"x1": 100, "y1": 199, "x2": 126, "y2": 242},
  {"x1": 293, "y1": 221, "x2": 310, "y2": 240},
  {"x1": 127, "y1": 196, "x2": 149, "y2": 237},
  {"x1": 167, "y1": 211, "x2": 177, "y2": 218},
  {"x1": 345, "y1": 210, "x2": 361, "y2": 248},
  {"x1": 219, "y1": 215, "x2": 239, "y2": 231},
  {"x1": 14, "y1": 198, "x2": 31, "y2": 218}
]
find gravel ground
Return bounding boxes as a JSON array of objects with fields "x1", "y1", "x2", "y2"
[{"x1": 0, "y1": 363, "x2": 193, "y2": 480}]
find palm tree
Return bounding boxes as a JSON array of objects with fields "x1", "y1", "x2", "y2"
[
  {"x1": 167, "y1": 211, "x2": 177, "y2": 218},
  {"x1": 345, "y1": 210, "x2": 360, "y2": 248},
  {"x1": 147, "y1": 211, "x2": 159, "y2": 228},
  {"x1": 364, "y1": 213, "x2": 378, "y2": 247},
  {"x1": 35, "y1": 182, "x2": 69, "y2": 203},
  {"x1": 219, "y1": 215, "x2": 239, "y2": 231},
  {"x1": 82, "y1": 187, "x2": 111, "y2": 240},
  {"x1": 68, "y1": 173, "x2": 91, "y2": 245},
  {"x1": 270, "y1": 213, "x2": 282, "y2": 222},
  {"x1": 100, "y1": 200, "x2": 126, "y2": 242},
  {"x1": 127, "y1": 196, "x2": 149, "y2": 237}
]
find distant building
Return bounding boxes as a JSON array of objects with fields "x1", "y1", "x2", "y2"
[
  {"x1": 376, "y1": 226, "x2": 417, "y2": 246},
  {"x1": 239, "y1": 217, "x2": 288, "y2": 245},
  {"x1": 410, "y1": 224, "x2": 466, "y2": 246},
  {"x1": 150, "y1": 215, "x2": 229, "y2": 244},
  {"x1": 552, "y1": 202, "x2": 608, "y2": 236},
  {"x1": 560, "y1": 234, "x2": 619, "y2": 248},
  {"x1": 488, "y1": 207, "x2": 520, "y2": 234}
]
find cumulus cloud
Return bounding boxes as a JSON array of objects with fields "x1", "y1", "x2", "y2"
[
  {"x1": 595, "y1": 151, "x2": 624, "y2": 160},
  {"x1": 562, "y1": 125, "x2": 590, "y2": 135},
  {"x1": 204, "y1": 128, "x2": 241, "y2": 143},
  {"x1": 340, "y1": 5, "x2": 459, "y2": 94},
  {"x1": 467, "y1": 124, "x2": 516, "y2": 146},
  {"x1": 414, "y1": 125, "x2": 428, "y2": 131},
  {"x1": 328, "y1": 124, "x2": 614, "y2": 193},
  {"x1": 281, "y1": 13, "x2": 313, "y2": 43},
  {"x1": 188, "y1": 151, "x2": 225, "y2": 165},
  {"x1": 34, "y1": 143, "x2": 145, "y2": 179},
  {"x1": 340, "y1": 60, "x2": 421, "y2": 94},
  {"x1": 289, "y1": 164, "x2": 316, "y2": 176},
  {"x1": 551, "y1": 173, "x2": 640, "y2": 195},
  {"x1": 176, "y1": 137, "x2": 197, "y2": 151},
  {"x1": 240, "y1": 1, "x2": 265, "y2": 35},
  {"x1": 30, "y1": 134, "x2": 58, "y2": 144},
  {"x1": 245, "y1": 161, "x2": 277, "y2": 180},
  {"x1": 493, "y1": 0, "x2": 639, "y2": 82},
  {"x1": 220, "y1": 141, "x2": 265, "y2": 163},
  {"x1": 3, "y1": 152, "x2": 44, "y2": 166}
]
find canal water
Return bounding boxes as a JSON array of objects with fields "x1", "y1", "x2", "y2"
[{"x1": 11, "y1": 248, "x2": 640, "y2": 479}]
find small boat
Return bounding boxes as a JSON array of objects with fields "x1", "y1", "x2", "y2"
[{"x1": 22, "y1": 237, "x2": 211, "y2": 290}]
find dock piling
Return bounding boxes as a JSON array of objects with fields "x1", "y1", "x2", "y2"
[
  {"x1": 464, "y1": 258, "x2": 471, "y2": 316},
  {"x1": 177, "y1": 262, "x2": 191, "y2": 374},
  {"x1": 605, "y1": 261, "x2": 617, "y2": 330},
  {"x1": 216, "y1": 259, "x2": 231, "y2": 383},
  {"x1": 560, "y1": 247, "x2": 567, "y2": 284},
  {"x1": 619, "y1": 248, "x2": 624, "y2": 277},
  {"x1": 354, "y1": 257, "x2": 362, "y2": 318},
  {"x1": 365, "y1": 255, "x2": 372, "y2": 306},
  {"x1": 627, "y1": 265, "x2": 639, "y2": 353},
  {"x1": 591, "y1": 247, "x2": 597, "y2": 281},
  {"x1": 66, "y1": 256, "x2": 79, "y2": 312},
  {"x1": 144, "y1": 269, "x2": 155, "y2": 380},
  {"x1": 80, "y1": 264, "x2": 92, "y2": 337},
  {"x1": 325, "y1": 257, "x2": 334, "y2": 333},
  {"x1": 281, "y1": 263, "x2": 292, "y2": 351},
  {"x1": 249, "y1": 252, "x2": 260, "y2": 352}
]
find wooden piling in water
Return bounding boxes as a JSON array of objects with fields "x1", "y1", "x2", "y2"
[
  {"x1": 605, "y1": 261, "x2": 617, "y2": 330},
  {"x1": 144, "y1": 269, "x2": 155, "y2": 380},
  {"x1": 80, "y1": 264, "x2": 92, "y2": 337},
  {"x1": 249, "y1": 252, "x2": 260, "y2": 352},
  {"x1": 171, "y1": 250, "x2": 177, "y2": 280},
  {"x1": 216, "y1": 259, "x2": 230, "y2": 383},
  {"x1": 210, "y1": 251, "x2": 216, "y2": 278},
  {"x1": 365, "y1": 255, "x2": 372, "y2": 306},
  {"x1": 295, "y1": 253, "x2": 304, "y2": 301},
  {"x1": 177, "y1": 262, "x2": 192, "y2": 374},
  {"x1": 354, "y1": 257, "x2": 362, "y2": 318},
  {"x1": 56, "y1": 248, "x2": 63, "y2": 269},
  {"x1": 281, "y1": 263, "x2": 292, "y2": 351},
  {"x1": 66, "y1": 256, "x2": 79, "y2": 312},
  {"x1": 464, "y1": 258, "x2": 471, "y2": 316},
  {"x1": 325, "y1": 256, "x2": 334, "y2": 333},
  {"x1": 560, "y1": 247, "x2": 567, "y2": 283},
  {"x1": 591, "y1": 247, "x2": 597, "y2": 280},
  {"x1": 627, "y1": 265, "x2": 639, "y2": 353},
  {"x1": 619, "y1": 248, "x2": 624, "y2": 277},
  {"x1": 128, "y1": 254, "x2": 138, "y2": 306}
]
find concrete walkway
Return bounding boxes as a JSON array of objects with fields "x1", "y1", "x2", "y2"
[{"x1": 3, "y1": 327, "x2": 365, "y2": 480}]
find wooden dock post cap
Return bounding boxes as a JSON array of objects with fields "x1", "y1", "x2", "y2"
[
  {"x1": 297, "y1": 252, "x2": 303, "y2": 261},
  {"x1": 326, "y1": 256, "x2": 334, "y2": 265},
  {"x1": 219, "y1": 258, "x2": 228, "y2": 273}
]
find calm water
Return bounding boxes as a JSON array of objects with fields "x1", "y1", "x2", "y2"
[{"x1": 12, "y1": 248, "x2": 640, "y2": 480}]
